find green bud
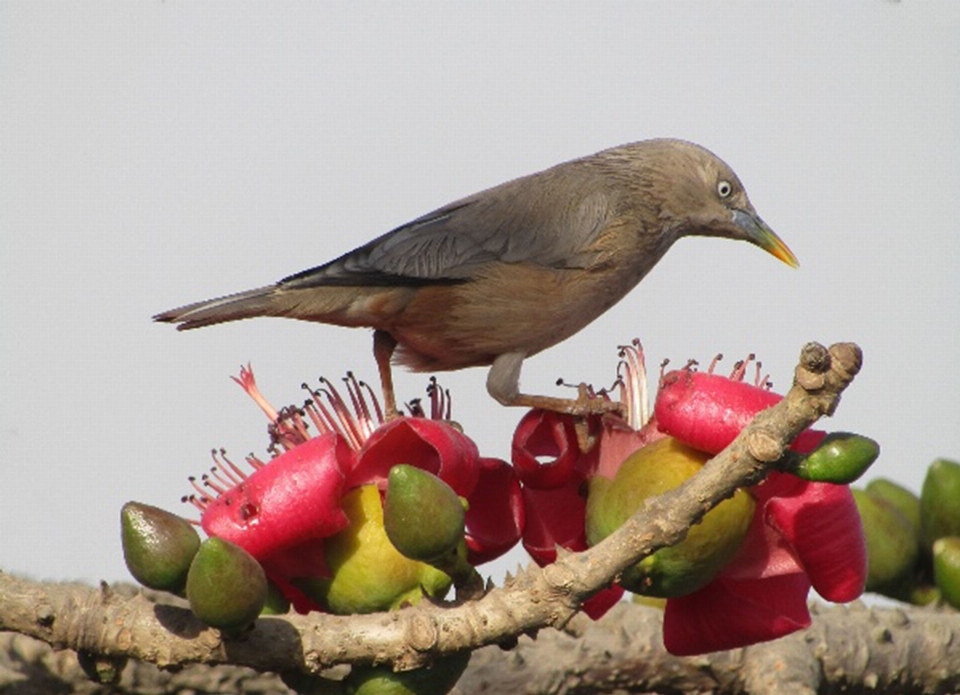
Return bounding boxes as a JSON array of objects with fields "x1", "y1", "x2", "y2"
[
  {"x1": 795, "y1": 432, "x2": 879, "y2": 484},
  {"x1": 921, "y1": 458, "x2": 960, "y2": 551},
  {"x1": 186, "y1": 537, "x2": 267, "y2": 633},
  {"x1": 852, "y1": 489, "x2": 920, "y2": 597},
  {"x1": 586, "y1": 437, "x2": 755, "y2": 598},
  {"x1": 121, "y1": 501, "x2": 200, "y2": 594},
  {"x1": 933, "y1": 536, "x2": 960, "y2": 610},
  {"x1": 865, "y1": 478, "x2": 921, "y2": 537},
  {"x1": 347, "y1": 652, "x2": 471, "y2": 695},
  {"x1": 384, "y1": 464, "x2": 465, "y2": 564},
  {"x1": 299, "y1": 485, "x2": 452, "y2": 614}
]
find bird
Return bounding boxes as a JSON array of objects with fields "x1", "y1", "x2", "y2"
[{"x1": 155, "y1": 138, "x2": 798, "y2": 419}]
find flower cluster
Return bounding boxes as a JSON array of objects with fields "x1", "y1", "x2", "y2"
[
  {"x1": 511, "y1": 347, "x2": 868, "y2": 655},
  {"x1": 122, "y1": 344, "x2": 871, "y2": 659},
  {"x1": 184, "y1": 368, "x2": 523, "y2": 613}
]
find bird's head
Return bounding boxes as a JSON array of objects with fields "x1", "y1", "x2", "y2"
[{"x1": 627, "y1": 139, "x2": 799, "y2": 268}]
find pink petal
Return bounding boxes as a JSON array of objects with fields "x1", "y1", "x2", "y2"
[
  {"x1": 521, "y1": 477, "x2": 588, "y2": 565},
  {"x1": 662, "y1": 572, "x2": 812, "y2": 655},
  {"x1": 722, "y1": 498, "x2": 804, "y2": 582},
  {"x1": 201, "y1": 433, "x2": 352, "y2": 559},
  {"x1": 348, "y1": 417, "x2": 480, "y2": 497},
  {"x1": 511, "y1": 409, "x2": 580, "y2": 489},
  {"x1": 654, "y1": 370, "x2": 824, "y2": 454},
  {"x1": 762, "y1": 473, "x2": 867, "y2": 602},
  {"x1": 464, "y1": 457, "x2": 525, "y2": 565}
]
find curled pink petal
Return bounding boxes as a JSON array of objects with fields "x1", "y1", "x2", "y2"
[
  {"x1": 348, "y1": 417, "x2": 480, "y2": 496},
  {"x1": 663, "y1": 572, "x2": 812, "y2": 656},
  {"x1": 762, "y1": 473, "x2": 867, "y2": 602},
  {"x1": 511, "y1": 409, "x2": 581, "y2": 489},
  {"x1": 465, "y1": 457, "x2": 525, "y2": 566},
  {"x1": 521, "y1": 477, "x2": 588, "y2": 565},
  {"x1": 201, "y1": 433, "x2": 353, "y2": 559}
]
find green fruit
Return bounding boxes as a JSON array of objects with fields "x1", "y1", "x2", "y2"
[
  {"x1": 865, "y1": 478, "x2": 921, "y2": 537},
  {"x1": 347, "y1": 652, "x2": 471, "y2": 695},
  {"x1": 852, "y1": 489, "x2": 920, "y2": 597},
  {"x1": 920, "y1": 458, "x2": 960, "y2": 551},
  {"x1": 586, "y1": 437, "x2": 755, "y2": 598},
  {"x1": 121, "y1": 501, "x2": 200, "y2": 594},
  {"x1": 299, "y1": 485, "x2": 452, "y2": 614},
  {"x1": 384, "y1": 465, "x2": 465, "y2": 564},
  {"x1": 796, "y1": 432, "x2": 879, "y2": 484},
  {"x1": 186, "y1": 537, "x2": 267, "y2": 633},
  {"x1": 933, "y1": 536, "x2": 960, "y2": 610}
]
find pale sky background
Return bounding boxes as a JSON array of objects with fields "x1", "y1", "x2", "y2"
[{"x1": 2, "y1": 2, "x2": 958, "y2": 588}]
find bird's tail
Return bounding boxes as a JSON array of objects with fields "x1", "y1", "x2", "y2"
[{"x1": 153, "y1": 285, "x2": 287, "y2": 330}]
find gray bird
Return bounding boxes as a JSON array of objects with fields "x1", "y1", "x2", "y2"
[{"x1": 156, "y1": 139, "x2": 797, "y2": 417}]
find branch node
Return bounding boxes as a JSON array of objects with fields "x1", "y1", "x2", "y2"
[
  {"x1": 829, "y1": 342, "x2": 863, "y2": 380},
  {"x1": 746, "y1": 429, "x2": 785, "y2": 463},
  {"x1": 799, "y1": 342, "x2": 831, "y2": 373},
  {"x1": 407, "y1": 612, "x2": 440, "y2": 652}
]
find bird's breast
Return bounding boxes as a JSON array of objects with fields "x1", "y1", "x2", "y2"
[{"x1": 388, "y1": 259, "x2": 651, "y2": 372}]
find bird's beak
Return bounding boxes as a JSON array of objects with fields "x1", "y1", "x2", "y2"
[{"x1": 731, "y1": 210, "x2": 799, "y2": 268}]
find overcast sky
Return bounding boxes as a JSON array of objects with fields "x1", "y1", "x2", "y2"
[{"x1": 2, "y1": 2, "x2": 958, "y2": 588}]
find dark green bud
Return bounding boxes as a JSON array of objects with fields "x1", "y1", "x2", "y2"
[
  {"x1": 186, "y1": 537, "x2": 267, "y2": 633},
  {"x1": 933, "y1": 536, "x2": 960, "y2": 610},
  {"x1": 865, "y1": 478, "x2": 921, "y2": 537},
  {"x1": 852, "y1": 489, "x2": 919, "y2": 597},
  {"x1": 921, "y1": 459, "x2": 960, "y2": 552},
  {"x1": 795, "y1": 432, "x2": 879, "y2": 484},
  {"x1": 384, "y1": 464, "x2": 465, "y2": 564},
  {"x1": 347, "y1": 651, "x2": 471, "y2": 695},
  {"x1": 121, "y1": 501, "x2": 200, "y2": 594}
]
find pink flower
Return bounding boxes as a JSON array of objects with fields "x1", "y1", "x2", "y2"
[
  {"x1": 187, "y1": 366, "x2": 520, "y2": 612},
  {"x1": 512, "y1": 347, "x2": 867, "y2": 655},
  {"x1": 651, "y1": 357, "x2": 867, "y2": 654}
]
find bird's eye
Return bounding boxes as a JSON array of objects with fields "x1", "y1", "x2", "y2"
[{"x1": 717, "y1": 180, "x2": 733, "y2": 199}]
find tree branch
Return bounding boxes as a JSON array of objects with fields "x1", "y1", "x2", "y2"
[{"x1": 1, "y1": 342, "x2": 863, "y2": 679}]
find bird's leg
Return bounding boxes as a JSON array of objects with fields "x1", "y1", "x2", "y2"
[
  {"x1": 373, "y1": 329, "x2": 400, "y2": 420},
  {"x1": 487, "y1": 353, "x2": 623, "y2": 417}
]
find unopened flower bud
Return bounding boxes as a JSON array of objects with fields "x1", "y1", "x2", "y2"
[
  {"x1": 121, "y1": 501, "x2": 200, "y2": 594},
  {"x1": 933, "y1": 536, "x2": 960, "y2": 610},
  {"x1": 795, "y1": 432, "x2": 879, "y2": 484},
  {"x1": 865, "y1": 478, "x2": 921, "y2": 537},
  {"x1": 347, "y1": 651, "x2": 471, "y2": 695},
  {"x1": 186, "y1": 537, "x2": 267, "y2": 633},
  {"x1": 384, "y1": 464, "x2": 465, "y2": 564},
  {"x1": 921, "y1": 458, "x2": 960, "y2": 552},
  {"x1": 852, "y1": 489, "x2": 919, "y2": 598}
]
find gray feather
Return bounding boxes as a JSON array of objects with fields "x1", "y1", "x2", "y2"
[{"x1": 279, "y1": 160, "x2": 614, "y2": 290}]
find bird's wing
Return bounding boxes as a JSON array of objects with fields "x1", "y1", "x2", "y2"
[{"x1": 280, "y1": 168, "x2": 613, "y2": 289}]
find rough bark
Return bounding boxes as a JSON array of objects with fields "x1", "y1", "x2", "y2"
[{"x1": 2, "y1": 597, "x2": 959, "y2": 694}]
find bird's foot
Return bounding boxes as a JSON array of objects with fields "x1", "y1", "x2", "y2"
[{"x1": 505, "y1": 385, "x2": 623, "y2": 453}]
